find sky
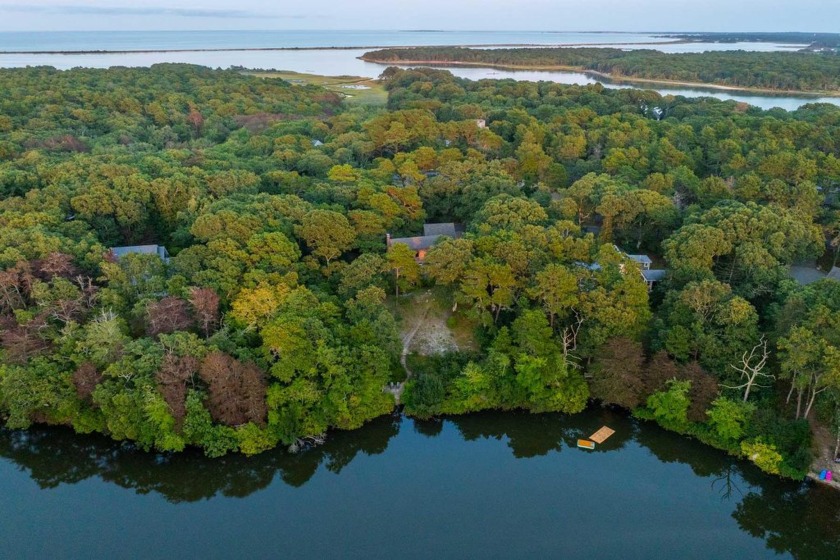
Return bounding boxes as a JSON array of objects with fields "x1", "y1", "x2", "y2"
[{"x1": 0, "y1": 0, "x2": 839, "y2": 32}]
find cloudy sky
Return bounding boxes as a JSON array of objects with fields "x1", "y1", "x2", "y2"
[{"x1": 1, "y1": 0, "x2": 838, "y2": 32}]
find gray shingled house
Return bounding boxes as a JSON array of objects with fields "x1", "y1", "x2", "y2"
[{"x1": 386, "y1": 223, "x2": 462, "y2": 261}]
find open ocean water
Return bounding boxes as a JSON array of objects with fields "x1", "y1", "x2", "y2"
[{"x1": 0, "y1": 30, "x2": 697, "y2": 51}]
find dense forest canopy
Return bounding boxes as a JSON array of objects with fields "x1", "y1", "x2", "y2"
[
  {"x1": 362, "y1": 47, "x2": 840, "y2": 92},
  {"x1": 0, "y1": 63, "x2": 839, "y2": 479}
]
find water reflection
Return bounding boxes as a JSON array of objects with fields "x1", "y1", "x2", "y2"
[
  {"x1": 0, "y1": 413, "x2": 401, "y2": 502},
  {"x1": 735, "y1": 483, "x2": 840, "y2": 559},
  {"x1": 1, "y1": 409, "x2": 838, "y2": 559},
  {"x1": 446, "y1": 408, "x2": 633, "y2": 457}
]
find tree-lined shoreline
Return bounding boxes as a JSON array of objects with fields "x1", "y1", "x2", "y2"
[
  {"x1": 362, "y1": 47, "x2": 840, "y2": 95},
  {"x1": 0, "y1": 64, "x2": 839, "y2": 484}
]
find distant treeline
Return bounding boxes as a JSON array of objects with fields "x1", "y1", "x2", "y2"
[
  {"x1": 362, "y1": 47, "x2": 840, "y2": 92},
  {"x1": 662, "y1": 32, "x2": 840, "y2": 48}
]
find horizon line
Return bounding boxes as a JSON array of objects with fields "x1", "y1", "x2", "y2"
[{"x1": 0, "y1": 29, "x2": 835, "y2": 34}]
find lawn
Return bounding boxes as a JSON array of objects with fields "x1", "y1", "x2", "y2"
[
  {"x1": 244, "y1": 70, "x2": 388, "y2": 106},
  {"x1": 389, "y1": 288, "x2": 479, "y2": 357}
]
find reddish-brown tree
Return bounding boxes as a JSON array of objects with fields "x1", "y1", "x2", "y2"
[
  {"x1": 643, "y1": 351, "x2": 681, "y2": 397},
  {"x1": 32, "y1": 252, "x2": 77, "y2": 280},
  {"x1": 681, "y1": 361, "x2": 720, "y2": 422},
  {"x1": 189, "y1": 287, "x2": 220, "y2": 338},
  {"x1": 0, "y1": 262, "x2": 33, "y2": 312},
  {"x1": 589, "y1": 337, "x2": 646, "y2": 409},
  {"x1": 156, "y1": 353, "x2": 200, "y2": 427},
  {"x1": 146, "y1": 297, "x2": 194, "y2": 337},
  {"x1": 199, "y1": 351, "x2": 267, "y2": 427},
  {"x1": 0, "y1": 313, "x2": 50, "y2": 364},
  {"x1": 73, "y1": 362, "x2": 103, "y2": 403},
  {"x1": 37, "y1": 134, "x2": 89, "y2": 153},
  {"x1": 239, "y1": 361, "x2": 268, "y2": 427},
  {"x1": 186, "y1": 108, "x2": 204, "y2": 137}
]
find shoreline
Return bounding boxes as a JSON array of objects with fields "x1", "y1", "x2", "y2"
[
  {"x1": 807, "y1": 472, "x2": 840, "y2": 491},
  {"x1": 359, "y1": 56, "x2": 840, "y2": 98},
  {"x1": 6, "y1": 404, "x2": 836, "y2": 492},
  {"x1": 0, "y1": 40, "x2": 692, "y2": 56}
]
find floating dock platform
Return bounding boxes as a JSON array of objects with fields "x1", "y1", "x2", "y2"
[{"x1": 589, "y1": 426, "x2": 615, "y2": 444}]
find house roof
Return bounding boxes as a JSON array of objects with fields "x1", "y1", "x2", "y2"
[
  {"x1": 110, "y1": 245, "x2": 169, "y2": 261},
  {"x1": 626, "y1": 254, "x2": 653, "y2": 265},
  {"x1": 642, "y1": 269, "x2": 668, "y2": 282},
  {"x1": 789, "y1": 265, "x2": 827, "y2": 286},
  {"x1": 612, "y1": 244, "x2": 653, "y2": 266},
  {"x1": 389, "y1": 235, "x2": 443, "y2": 251},
  {"x1": 574, "y1": 261, "x2": 602, "y2": 272},
  {"x1": 423, "y1": 223, "x2": 459, "y2": 237},
  {"x1": 389, "y1": 223, "x2": 463, "y2": 252}
]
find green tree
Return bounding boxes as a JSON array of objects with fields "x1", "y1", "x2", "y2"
[
  {"x1": 386, "y1": 243, "x2": 420, "y2": 297},
  {"x1": 708, "y1": 397, "x2": 755, "y2": 444},
  {"x1": 295, "y1": 209, "x2": 356, "y2": 265}
]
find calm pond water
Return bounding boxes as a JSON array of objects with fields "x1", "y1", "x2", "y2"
[
  {"x1": 0, "y1": 30, "x2": 832, "y2": 111},
  {"x1": 1, "y1": 408, "x2": 838, "y2": 559}
]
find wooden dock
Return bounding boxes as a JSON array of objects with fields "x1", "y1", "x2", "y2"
[
  {"x1": 589, "y1": 426, "x2": 615, "y2": 444},
  {"x1": 576, "y1": 427, "x2": 615, "y2": 451}
]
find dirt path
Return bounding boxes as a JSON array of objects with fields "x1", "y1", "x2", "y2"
[
  {"x1": 401, "y1": 302, "x2": 432, "y2": 377},
  {"x1": 385, "y1": 296, "x2": 433, "y2": 404},
  {"x1": 808, "y1": 421, "x2": 840, "y2": 491}
]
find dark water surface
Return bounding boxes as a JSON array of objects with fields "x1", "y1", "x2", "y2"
[{"x1": 1, "y1": 409, "x2": 838, "y2": 559}]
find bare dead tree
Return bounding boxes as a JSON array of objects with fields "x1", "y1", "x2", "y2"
[
  {"x1": 802, "y1": 371, "x2": 830, "y2": 420},
  {"x1": 725, "y1": 337, "x2": 774, "y2": 402},
  {"x1": 561, "y1": 310, "x2": 585, "y2": 367},
  {"x1": 48, "y1": 297, "x2": 83, "y2": 325},
  {"x1": 74, "y1": 275, "x2": 99, "y2": 309},
  {"x1": 833, "y1": 404, "x2": 840, "y2": 462}
]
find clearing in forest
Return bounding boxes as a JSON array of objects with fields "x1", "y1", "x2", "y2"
[
  {"x1": 244, "y1": 70, "x2": 388, "y2": 106},
  {"x1": 392, "y1": 289, "x2": 478, "y2": 358}
]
